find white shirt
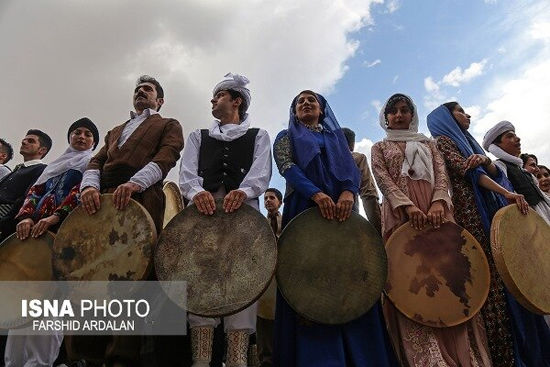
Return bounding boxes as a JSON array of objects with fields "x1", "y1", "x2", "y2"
[
  {"x1": 80, "y1": 109, "x2": 163, "y2": 192},
  {"x1": 179, "y1": 117, "x2": 272, "y2": 201},
  {"x1": 0, "y1": 164, "x2": 11, "y2": 180}
]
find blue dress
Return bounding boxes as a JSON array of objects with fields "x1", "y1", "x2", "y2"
[{"x1": 273, "y1": 129, "x2": 398, "y2": 367}]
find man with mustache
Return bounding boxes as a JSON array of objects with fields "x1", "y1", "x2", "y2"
[
  {"x1": 79, "y1": 75, "x2": 184, "y2": 366},
  {"x1": 179, "y1": 73, "x2": 272, "y2": 367}
]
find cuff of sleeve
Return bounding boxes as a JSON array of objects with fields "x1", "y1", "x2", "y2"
[
  {"x1": 80, "y1": 170, "x2": 101, "y2": 192},
  {"x1": 188, "y1": 187, "x2": 206, "y2": 201},
  {"x1": 238, "y1": 187, "x2": 253, "y2": 199},
  {"x1": 432, "y1": 190, "x2": 453, "y2": 210}
]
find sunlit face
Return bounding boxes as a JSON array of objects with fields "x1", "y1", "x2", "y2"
[
  {"x1": 133, "y1": 82, "x2": 163, "y2": 113},
  {"x1": 295, "y1": 92, "x2": 322, "y2": 125},
  {"x1": 452, "y1": 104, "x2": 471, "y2": 130},
  {"x1": 536, "y1": 167, "x2": 550, "y2": 193},
  {"x1": 496, "y1": 130, "x2": 521, "y2": 157},
  {"x1": 70, "y1": 127, "x2": 94, "y2": 151},
  {"x1": 264, "y1": 191, "x2": 281, "y2": 213},
  {"x1": 20, "y1": 134, "x2": 47, "y2": 159},
  {"x1": 211, "y1": 90, "x2": 239, "y2": 120},
  {"x1": 386, "y1": 100, "x2": 413, "y2": 130},
  {"x1": 523, "y1": 157, "x2": 539, "y2": 175}
]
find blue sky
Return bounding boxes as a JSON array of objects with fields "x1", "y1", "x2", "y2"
[{"x1": 1, "y1": 0, "x2": 549, "y2": 215}]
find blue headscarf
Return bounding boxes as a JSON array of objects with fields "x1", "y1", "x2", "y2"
[
  {"x1": 288, "y1": 91, "x2": 359, "y2": 197},
  {"x1": 427, "y1": 104, "x2": 508, "y2": 232}
]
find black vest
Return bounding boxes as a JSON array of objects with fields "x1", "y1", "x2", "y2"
[
  {"x1": 198, "y1": 128, "x2": 259, "y2": 193},
  {"x1": 0, "y1": 164, "x2": 46, "y2": 205},
  {"x1": 503, "y1": 161, "x2": 543, "y2": 206}
]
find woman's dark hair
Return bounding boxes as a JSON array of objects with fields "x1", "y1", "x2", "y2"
[
  {"x1": 383, "y1": 94, "x2": 414, "y2": 122},
  {"x1": 520, "y1": 153, "x2": 538, "y2": 166}
]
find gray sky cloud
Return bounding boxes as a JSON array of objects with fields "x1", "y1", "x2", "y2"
[{"x1": 0, "y1": 0, "x2": 380, "y2": 182}]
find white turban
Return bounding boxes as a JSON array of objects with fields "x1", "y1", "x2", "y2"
[
  {"x1": 482, "y1": 120, "x2": 515, "y2": 150},
  {"x1": 212, "y1": 73, "x2": 251, "y2": 114}
]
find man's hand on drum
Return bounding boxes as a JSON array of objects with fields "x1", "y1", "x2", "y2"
[
  {"x1": 405, "y1": 204, "x2": 427, "y2": 230},
  {"x1": 193, "y1": 190, "x2": 216, "y2": 215},
  {"x1": 81, "y1": 187, "x2": 101, "y2": 215},
  {"x1": 30, "y1": 215, "x2": 60, "y2": 238},
  {"x1": 113, "y1": 182, "x2": 141, "y2": 210},
  {"x1": 427, "y1": 200, "x2": 445, "y2": 229},
  {"x1": 16, "y1": 218, "x2": 34, "y2": 240},
  {"x1": 312, "y1": 192, "x2": 336, "y2": 220},
  {"x1": 504, "y1": 191, "x2": 529, "y2": 215},
  {"x1": 223, "y1": 189, "x2": 247, "y2": 213},
  {"x1": 335, "y1": 190, "x2": 354, "y2": 222}
]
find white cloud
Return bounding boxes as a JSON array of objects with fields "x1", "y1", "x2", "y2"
[
  {"x1": 385, "y1": 0, "x2": 401, "y2": 13},
  {"x1": 0, "y1": 0, "x2": 381, "y2": 182},
  {"x1": 371, "y1": 99, "x2": 383, "y2": 114},
  {"x1": 441, "y1": 59, "x2": 488, "y2": 87},
  {"x1": 392, "y1": 75, "x2": 399, "y2": 84},
  {"x1": 424, "y1": 77, "x2": 439, "y2": 93},
  {"x1": 530, "y1": 21, "x2": 550, "y2": 41},
  {"x1": 363, "y1": 59, "x2": 381, "y2": 68},
  {"x1": 470, "y1": 6, "x2": 550, "y2": 165},
  {"x1": 484, "y1": 0, "x2": 497, "y2": 4}
]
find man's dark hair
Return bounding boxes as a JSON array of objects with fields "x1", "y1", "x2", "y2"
[
  {"x1": 265, "y1": 188, "x2": 282, "y2": 203},
  {"x1": 137, "y1": 75, "x2": 164, "y2": 98},
  {"x1": 0, "y1": 138, "x2": 14, "y2": 163},
  {"x1": 136, "y1": 75, "x2": 164, "y2": 111},
  {"x1": 520, "y1": 153, "x2": 538, "y2": 166},
  {"x1": 26, "y1": 129, "x2": 52, "y2": 157},
  {"x1": 341, "y1": 127, "x2": 355, "y2": 150},
  {"x1": 227, "y1": 89, "x2": 246, "y2": 121}
]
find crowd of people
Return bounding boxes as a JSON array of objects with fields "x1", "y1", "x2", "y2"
[{"x1": 0, "y1": 74, "x2": 549, "y2": 367}]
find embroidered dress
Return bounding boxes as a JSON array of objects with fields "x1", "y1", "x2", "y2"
[
  {"x1": 17, "y1": 169, "x2": 82, "y2": 224},
  {"x1": 428, "y1": 106, "x2": 550, "y2": 366},
  {"x1": 371, "y1": 94, "x2": 491, "y2": 367},
  {"x1": 371, "y1": 140, "x2": 491, "y2": 367},
  {"x1": 273, "y1": 92, "x2": 397, "y2": 367}
]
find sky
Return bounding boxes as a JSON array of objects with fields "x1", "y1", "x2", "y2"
[{"x1": 1, "y1": 0, "x2": 550, "y2": 215}]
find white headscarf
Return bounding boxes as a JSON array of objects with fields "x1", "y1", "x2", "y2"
[
  {"x1": 379, "y1": 94, "x2": 434, "y2": 186},
  {"x1": 34, "y1": 146, "x2": 93, "y2": 186}
]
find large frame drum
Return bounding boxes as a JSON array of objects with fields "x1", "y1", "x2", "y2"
[
  {"x1": 53, "y1": 194, "x2": 156, "y2": 281},
  {"x1": 277, "y1": 208, "x2": 386, "y2": 325},
  {"x1": 491, "y1": 205, "x2": 550, "y2": 314},
  {"x1": 385, "y1": 221, "x2": 490, "y2": 327},
  {"x1": 155, "y1": 199, "x2": 277, "y2": 317}
]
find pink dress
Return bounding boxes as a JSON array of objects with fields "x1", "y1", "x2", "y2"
[{"x1": 371, "y1": 140, "x2": 492, "y2": 367}]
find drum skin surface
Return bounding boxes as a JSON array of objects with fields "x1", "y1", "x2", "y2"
[
  {"x1": 163, "y1": 181, "x2": 184, "y2": 229},
  {"x1": 277, "y1": 208, "x2": 387, "y2": 325},
  {"x1": 491, "y1": 205, "x2": 550, "y2": 314},
  {"x1": 53, "y1": 194, "x2": 156, "y2": 281},
  {"x1": 385, "y1": 221, "x2": 490, "y2": 328},
  {"x1": 0, "y1": 231, "x2": 55, "y2": 281},
  {"x1": 0, "y1": 232, "x2": 56, "y2": 328},
  {"x1": 155, "y1": 199, "x2": 277, "y2": 317}
]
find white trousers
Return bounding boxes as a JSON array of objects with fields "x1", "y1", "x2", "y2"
[
  {"x1": 188, "y1": 302, "x2": 257, "y2": 333},
  {"x1": 4, "y1": 331, "x2": 63, "y2": 367}
]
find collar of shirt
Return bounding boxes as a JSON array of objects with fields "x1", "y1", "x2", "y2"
[
  {"x1": 23, "y1": 159, "x2": 44, "y2": 167},
  {"x1": 130, "y1": 108, "x2": 159, "y2": 120},
  {"x1": 267, "y1": 211, "x2": 281, "y2": 218}
]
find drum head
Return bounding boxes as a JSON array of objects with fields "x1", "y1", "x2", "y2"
[
  {"x1": 385, "y1": 221, "x2": 490, "y2": 327},
  {"x1": 277, "y1": 208, "x2": 386, "y2": 325},
  {"x1": 155, "y1": 199, "x2": 277, "y2": 317},
  {"x1": 163, "y1": 181, "x2": 184, "y2": 228},
  {"x1": 0, "y1": 232, "x2": 56, "y2": 328},
  {"x1": 53, "y1": 194, "x2": 156, "y2": 280},
  {"x1": 491, "y1": 205, "x2": 550, "y2": 314}
]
